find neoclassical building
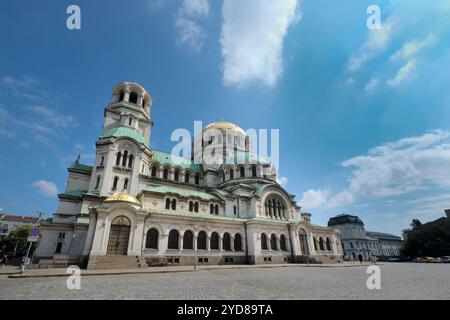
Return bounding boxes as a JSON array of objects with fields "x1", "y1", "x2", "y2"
[{"x1": 36, "y1": 82, "x2": 343, "y2": 269}]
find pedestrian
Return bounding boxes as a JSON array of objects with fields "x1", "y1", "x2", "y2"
[
  {"x1": 0, "y1": 253, "x2": 6, "y2": 269},
  {"x1": 358, "y1": 254, "x2": 363, "y2": 264}
]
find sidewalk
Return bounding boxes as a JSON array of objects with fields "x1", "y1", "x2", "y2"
[{"x1": 5, "y1": 262, "x2": 376, "y2": 279}]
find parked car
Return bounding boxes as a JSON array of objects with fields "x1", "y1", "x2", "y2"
[
  {"x1": 417, "y1": 257, "x2": 438, "y2": 263},
  {"x1": 387, "y1": 257, "x2": 400, "y2": 262},
  {"x1": 438, "y1": 256, "x2": 450, "y2": 263}
]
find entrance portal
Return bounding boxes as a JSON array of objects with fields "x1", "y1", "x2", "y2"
[{"x1": 107, "y1": 216, "x2": 131, "y2": 255}]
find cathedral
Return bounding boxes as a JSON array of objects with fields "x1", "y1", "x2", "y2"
[{"x1": 36, "y1": 82, "x2": 343, "y2": 269}]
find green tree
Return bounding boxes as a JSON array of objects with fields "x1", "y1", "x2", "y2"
[
  {"x1": 0, "y1": 225, "x2": 32, "y2": 255},
  {"x1": 401, "y1": 218, "x2": 450, "y2": 257}
]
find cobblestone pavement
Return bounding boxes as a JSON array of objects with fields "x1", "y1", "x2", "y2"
[{"x1": 1, "y1": 263, "x2": 449, "y2": 300}]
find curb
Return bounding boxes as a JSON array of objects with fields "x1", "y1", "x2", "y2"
[{"x1": 8, "y1": 263, "x2": 377, "y2": 279}]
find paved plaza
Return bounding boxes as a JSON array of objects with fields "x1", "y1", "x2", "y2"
[{"x1": 0, "y1": 263, "x2": 449, "y2": 300}]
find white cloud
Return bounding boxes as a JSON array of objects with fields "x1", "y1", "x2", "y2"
[
  {"x1": 300, "y1": 189, "x2": 328, "y2": 208},
  {"x1": 277, "y1": 176, "x2": 288, "y2": 186},
  {"x1": 302, "y1": 130, "x2": 450, "y2": 209},
  {"x1": 220, "y1": 0, "x2": 300, "y2": 87},
  {"x1": 391, "y1": 34, "x2": 435, "y2": 61},
  {"x1": 175, "y1": 0, "x2": 210, "y2": 51},
  {"x1": 348, "y1": 18, "x2": 394, "y2": 72},
  {"x1": 32, "y1": 180, "x2": 59, "y2": 197},
  {"x1": 365, "y1": 77, "x2": 380, "y2": 94},
  {"x1": 387, "y1": 59, "x2": 417, "y2": 87},
  {"x1": 29, "y1": 105, "x2": 77, "y2": 129}
]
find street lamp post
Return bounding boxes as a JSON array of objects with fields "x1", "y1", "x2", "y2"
[{"x1": 20, "y1": 211, "x2": 44, "y2": 273}]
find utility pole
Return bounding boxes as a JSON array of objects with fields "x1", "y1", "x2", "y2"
[{"x1": 20, "y1": 211, "x2": 44, "y2": 273}]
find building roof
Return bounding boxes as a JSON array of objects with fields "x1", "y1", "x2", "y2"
[
  {"x1": 105, "y1": 191, "x2": 141, "y2": 206},
  {"x1": 222, "y1": 151, "x2": 270, "y2": 168},
  {"x1": 142, "y1": 185, "x2": 220, "y2": 201},
  {"x1": 150, "y1": 150, "x2": 202, "y2": 172},
  {"x1": 101, "y1": 127, "x2": 147, "y2": 145},
  {"x1": 328, "y1": 214, "x2": 364, "y2": 227},
  {"x1": 366, "y1": 231, "x2": 403, "y2": 240},
  {"x1": 70, "y1": 163, "x2": 93, "y2": 173},
  {"x1": 0, "y1": 214, "x2": 39, "y2": 223},
  {"x1": 203, "y1": 121, "x2": 246, "y2": 136}
]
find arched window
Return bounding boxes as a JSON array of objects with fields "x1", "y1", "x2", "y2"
[
  {"x1": 163, "y1": 168, "x2": 169, "y2": 179},
  {"x1": 128, "y1": 117, "x2": 132, "y2": 126},
  {"x1": 116, "y1": 152, "x2": 121, "y2": 166},
  {"x1": 234, "y1": 234, "x2": 242, "y2": 251},
  {"x1": 189, "y1": 201, "x2": 194, "y2": 212},
  {"x1": 229, "y1": 169, "x2": 234, "y2": 179},
  {"x1": 214, "y1": 204, "x2": 219, "y2": 215},
  {"x1": 194, "y1": 202, "x2": 199, "y2": 213},
  {"x1": 95, "y1": 176, "x2": 100, "y2": 190},
  {"x1": 319, "y1": 238, "x2": 325, "y2": 251},
  {"x1": 119, "y1": 90, "x2": 125, "y2": 101},
  {"x1": 184, "y1": 172, "x2": 190, "y2": 183},
  {"x1": 171, "y1": 199, "x2": 177, "y2": 210},
  {"x1": 55, "y1": 242, "x2": 63, "y2": 254},
  {"x1": 240, "y1": 166, "x2": 245, "y2": 178},
  {"x1": 209, "y1": 204, "x2": 214, "y2": 215},
  {"x1": 123, "y1": 178, "x2": 129, "y2": 190},
  {"x1": 129, "y1": 92, "x2": 138, "y2": 104},
  {"x1": 122, "y1": 150, "x2": 128, "y2": 167},
  {"x1": 183, "y1": 230, "x2": 194, "y2": 249},
  {"x1": 210, "y1": 232, "x2": 219, "y2": 250},
  {"x1": 280, "y1": 235, "x2": 287, "y2": 251},
  {"x1": 261, "y1": 234, "x2": 268, "y2": 250},
  {"x1": 168, "y1": 230, "x2": 179, "y2": 249},
  {"x1": 195, "y1": 174, "x2": 200, "y2": 185},
  {"x1": 251, "y1": 165, "x2": 257, "y2": 177},
  {"x1": 165, "y1": 198, "x2": 171, "y2": 210},
  {"x1": 151, "y1": 166, "x2": 157, "y2": 177},
  {"x1": 197, "y1": 231, "x2": 207, "y2": 250},
  {"x1": 112, "y1": 176, "x2": 119, "y2": 190},
  {"x1": 223, "y1": 233, "x2": 231, "y2": 251},
  {"x1": 174, "y1": 170, "x2": 179, "y2": 182},
  {"x1": 326, "y1": 238, "x2": 332, "y2": 251},
  {"x1": 270, "y1": 234, "x2": 278, "y2": 251},
  {"x1": 145, "y1": 228, "x2": 158, "y2": 249},
  {"x1": 128, "y1": 154, "x2": 133, "y2": 168}
]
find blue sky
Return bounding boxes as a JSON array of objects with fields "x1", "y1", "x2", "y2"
[{"x1": 1, "y1": 0, "x2": 450, "y2": 235}]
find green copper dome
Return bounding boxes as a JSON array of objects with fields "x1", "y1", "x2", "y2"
[{"x1": 101, "y1": 127, "x2": 147, "y2": 145}]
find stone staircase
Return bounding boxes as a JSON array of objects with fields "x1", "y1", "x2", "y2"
[{"x1": 87, "y1": 255, "x2": 148, "y2": 270}]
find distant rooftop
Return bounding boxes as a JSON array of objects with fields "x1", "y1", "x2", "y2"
[
  {"x1": 328, "y1": 214, "x2": 364, "y2": 227},
  {"x1": 0, "y1": 214, "x2": 39, "y2": 223}
]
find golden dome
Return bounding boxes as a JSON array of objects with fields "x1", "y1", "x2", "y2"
[
  {"x1": 105, "y1": 191, "x2": 141, "y2": 206},
  {"x1": 203, "y1": 121, "x2": 246, "y2": 136}
]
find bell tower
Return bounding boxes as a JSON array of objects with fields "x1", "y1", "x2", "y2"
[{"x1": 88, "y1": 82, "x2": 153, "y2": 197}]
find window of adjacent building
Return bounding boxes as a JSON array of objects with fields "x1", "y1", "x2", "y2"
[
  {"x1": 171, "y1": 199, "x2": 177, "y2": 210},
  {"x1": 234, "y1": 234, "x2": 242, "y2": 251},
  {"x1": 194, "y1": 202, "x2": 199, "y2": 213},
  {"x1": 261, "y1": 234, "x2": 268, "y2": 250},
  {"x1": 165, "y1": 198, "x2": 171, "y2": 210},
  {"x1": 122, "y1": 150, "x2": 128, "y2": 167},
  {"x1": 174, "y1": 170, "x2": 179, "y2": 182},
  {"x1": 229, "y1": 169, "x2": 234, "y2": 179},
  {"x1": 163, "y1": 168, "x2": 169, "y2": 179},
  {"x1": 116, "y1": 152, "x2": 121, "y2": 166},
  {"x1": 151, "y1": 166, "x2": 157, "y2": 177},
  {"x1": 123, "y1": 178, "x2": 129, "y2": 191},
  {"x1": 100, "y1": 156, "x2": 105, "y2": 166},
  {"x1": 195, "y1": 174, "x2": 200, "y2": 185},
  {"x1": 95, "y1": 176, "x2": 100, "y2": 190},
  {"x1": 145, "y1": 228, "x2": 158, "y2": 249},
  {"x1": 58, "y1": 232, "x2": 65, "y2": 239},
  {"x1": 55, "y1": 242, "x2": 63, "y2": 254},
  {"x1": 270, "y1": 234, "x2": 278, "y2": 251},
  {"x1": 184, "y1": 173, "x2": 190, "y2": 183},
  {"x1": 209, "y1": 204, "x2": 214, "y2": 215},
  {"x1": 210, "y1": 232, "x2": 219, "y2": 250},
  {"x1": 223, "y1": 233, "x2": 231, "y2": 251},
  {"x1": 183, "y1": 230, "x2": 194, "y2": 249},
  {"x1": 168, "y1": 230, "x2": 179, "y2": 249},
  {"x1": 129, "y1": 92, "x2": 138, "y2": 104},
  {"x1": 280, "y1": 235, "x2": 287, "y2": 251},
  {"x1": 128, "y1": 155, "x2": 133, "y2": 168},
  {"x1": 112, "y1": 176, "x2": 119, "y2": 190},
  {"x1": 197, "y1": 231, "x2": 207, "y2": 250},
  {"x1": 128, "y1": 118, "x2": 132, "y2": 126},
  {"x1": 233, "y1": 205, "x2": 237, "y2": 215},
  {"x1": 240, "y1": 166, "x2": 245, "y2": 178},
  {"x1": 214, "y1": 204, "x2": 219, "y2": 215},
  {"x1": 189, "y1": 201, "x2": 194, "y2": 212},
  {"x1": 251, "y1": 165, "x2": 257, "y2": 177}
]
